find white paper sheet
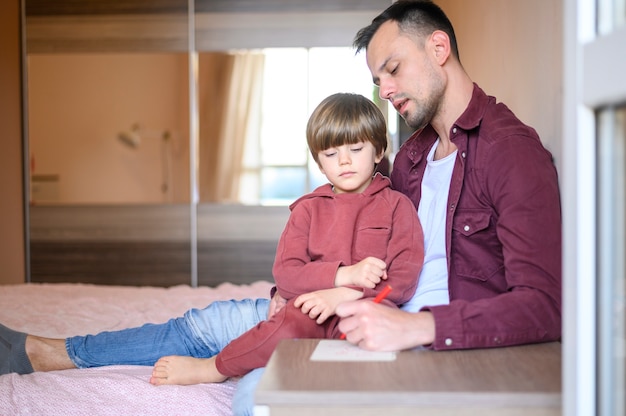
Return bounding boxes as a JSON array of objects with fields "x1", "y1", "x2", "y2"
[{"x1": 309, "y1": 340, "x2": 397, "y2": 362}]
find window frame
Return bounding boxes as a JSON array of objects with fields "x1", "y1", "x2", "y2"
[{"x1": 563, "y1": 1, "x2": 626, "y2": 415}]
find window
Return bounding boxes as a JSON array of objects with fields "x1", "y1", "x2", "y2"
[
  {"x1": 598, "y1": 0, "x2": 626, "y2": 34},
  {"x1": 239, "y1": 47, "x2": 375, "y2": 205},
  {"x1": 594, "y1": 2, "x2": 626, "y2": 415},
  {"x1": 597, "y1": 104, "x2": 626, "y2": 416},
  {"x1": 564, "y1": 0, "x2": 626, "y2": 414}
]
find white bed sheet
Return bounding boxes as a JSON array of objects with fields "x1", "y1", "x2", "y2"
[{"x1": 0, "y1": 281, "x2": 274, "y2": 416}]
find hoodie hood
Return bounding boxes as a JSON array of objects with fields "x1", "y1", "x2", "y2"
[{"x1": 289, "y1": 172, "x2": 391, "y2": 212}]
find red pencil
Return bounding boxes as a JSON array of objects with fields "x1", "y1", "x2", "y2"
[{"x1": 339, "y1": 284, "x2": 392, "y2": 340}]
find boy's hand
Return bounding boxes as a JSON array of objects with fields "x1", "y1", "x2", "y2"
[
  {"x1": 334, "y1": 256, "x2": 387, "y2": 288},
  {"x1": 294, "y1": 287, "x2": 362, "y2": 324},
  {"x1": 268, "y1": 291, "x2": 288, "y2": 319}
]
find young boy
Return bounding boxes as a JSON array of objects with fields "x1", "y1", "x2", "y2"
[
  {"x1": 1, "y1": 93, "x2": 424, "y2": 392},
  {"x1": 149, "y1": 92, "x2": 425, "y2": 385}
]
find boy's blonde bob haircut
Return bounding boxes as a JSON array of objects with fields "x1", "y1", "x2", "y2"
[{"x1": 306, "y1": 93, "x2": 388, "y2": 165}]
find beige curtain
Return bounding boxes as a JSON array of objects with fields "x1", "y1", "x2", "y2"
[{"x1": 198, "y1": 51, "x2": 264, "y2": 202}]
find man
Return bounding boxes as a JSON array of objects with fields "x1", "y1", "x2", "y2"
[{"x1": 336, "y1": 0, "x2": 561, "y2": 351}]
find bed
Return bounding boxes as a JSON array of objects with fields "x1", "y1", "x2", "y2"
[{"x1": 0, "y1": 280, "x2": 274, "y2": 415}]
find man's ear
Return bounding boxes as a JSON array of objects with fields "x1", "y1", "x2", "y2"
[{"x1": 430, "y1": 30, "x2": 451, "y2": 65}]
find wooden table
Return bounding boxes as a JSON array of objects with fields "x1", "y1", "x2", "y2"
[{"x1": 254, "y1": 339, "x2": 561, "y2": 416}]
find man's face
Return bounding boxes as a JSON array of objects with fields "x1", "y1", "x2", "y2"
[{"x1": 366, "y1": 21, "x2": 445, "y2": 130}]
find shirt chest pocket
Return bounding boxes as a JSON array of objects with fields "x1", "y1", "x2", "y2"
[
  {"x1": 451, "y1": 210, "x2": 503, "y2": 283},
  {"x1": 452, "y1": 210, "x2": 491, "y2": 237},
  {"x1": 353, "y1": 226, "x2": 391, "y2": 262}
]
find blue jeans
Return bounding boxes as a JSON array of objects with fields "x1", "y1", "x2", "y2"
[{"x1": 66, "y1": 298, "x2": 270, "y2": 416}]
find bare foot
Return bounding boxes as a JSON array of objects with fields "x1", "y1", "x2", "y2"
[{"x1": 150, "y1": 355, "x2": 227, "y2": 386}]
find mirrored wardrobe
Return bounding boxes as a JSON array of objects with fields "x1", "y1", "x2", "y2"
[{"x1": 24, "y1": 0, "x2": 392, "y2": 287}]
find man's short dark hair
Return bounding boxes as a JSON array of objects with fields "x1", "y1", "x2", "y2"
[{"x1": 354, "y1": 0, "x2": 460, "y2": 61}]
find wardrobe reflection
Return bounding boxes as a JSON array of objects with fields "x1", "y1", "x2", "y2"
[
  {"x1": 28, "y1": 48, "x2": 373, "y2": 206},
  {"x1": 26, "y1": 48, "x2": 377, "y2": 287}
]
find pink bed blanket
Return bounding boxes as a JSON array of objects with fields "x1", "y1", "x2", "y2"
[{"x1": 0, "y1": 281, "x2": 274, "y2": 416}]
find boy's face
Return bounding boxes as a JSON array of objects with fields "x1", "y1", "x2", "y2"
[{"x1": 317, "y1": 141, "x2": 383, "y2": 194}]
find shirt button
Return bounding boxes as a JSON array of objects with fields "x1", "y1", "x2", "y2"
[
  {"x1": 461, "y1": 151, "x2": 466, "y2": 158},
  {"x1": 445, "y1": 338, "x2": 453, "y2": 346},
  {"x1": 452, "y1": 127, "x2": 457, "y2": 134},
  {"x1": 464, "y1": 225, "x2": 470, "y2": 232}
]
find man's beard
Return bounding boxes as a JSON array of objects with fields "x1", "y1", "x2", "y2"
[
  {"x1": 402, "y1": 72, "x2": 445, "y2": 131},
  {"x1": 403, "y1": 99, "x2": 439, "y2": 131}
]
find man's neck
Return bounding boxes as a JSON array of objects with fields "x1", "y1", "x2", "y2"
[
  {"x1": 433, "y1": 138, "x2": 458, "y2": 161},
  {"x1": 431, "y1": 69, "x2": 474, "y2": 145}
]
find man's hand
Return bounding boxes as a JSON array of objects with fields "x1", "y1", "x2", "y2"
[
  {"x1": 294, "y1": 287, "x2": 363, "y2": 324},
  {"x1": 335, "y1": 300, "x2": 436, "y2": 351},
  {"x1": 334, "y1": 256, "x2": 388, "y2": 288}
]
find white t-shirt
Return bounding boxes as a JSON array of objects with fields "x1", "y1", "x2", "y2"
[{"x1": 401, "y1": 139, "x2": 455, "y2": 312}]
